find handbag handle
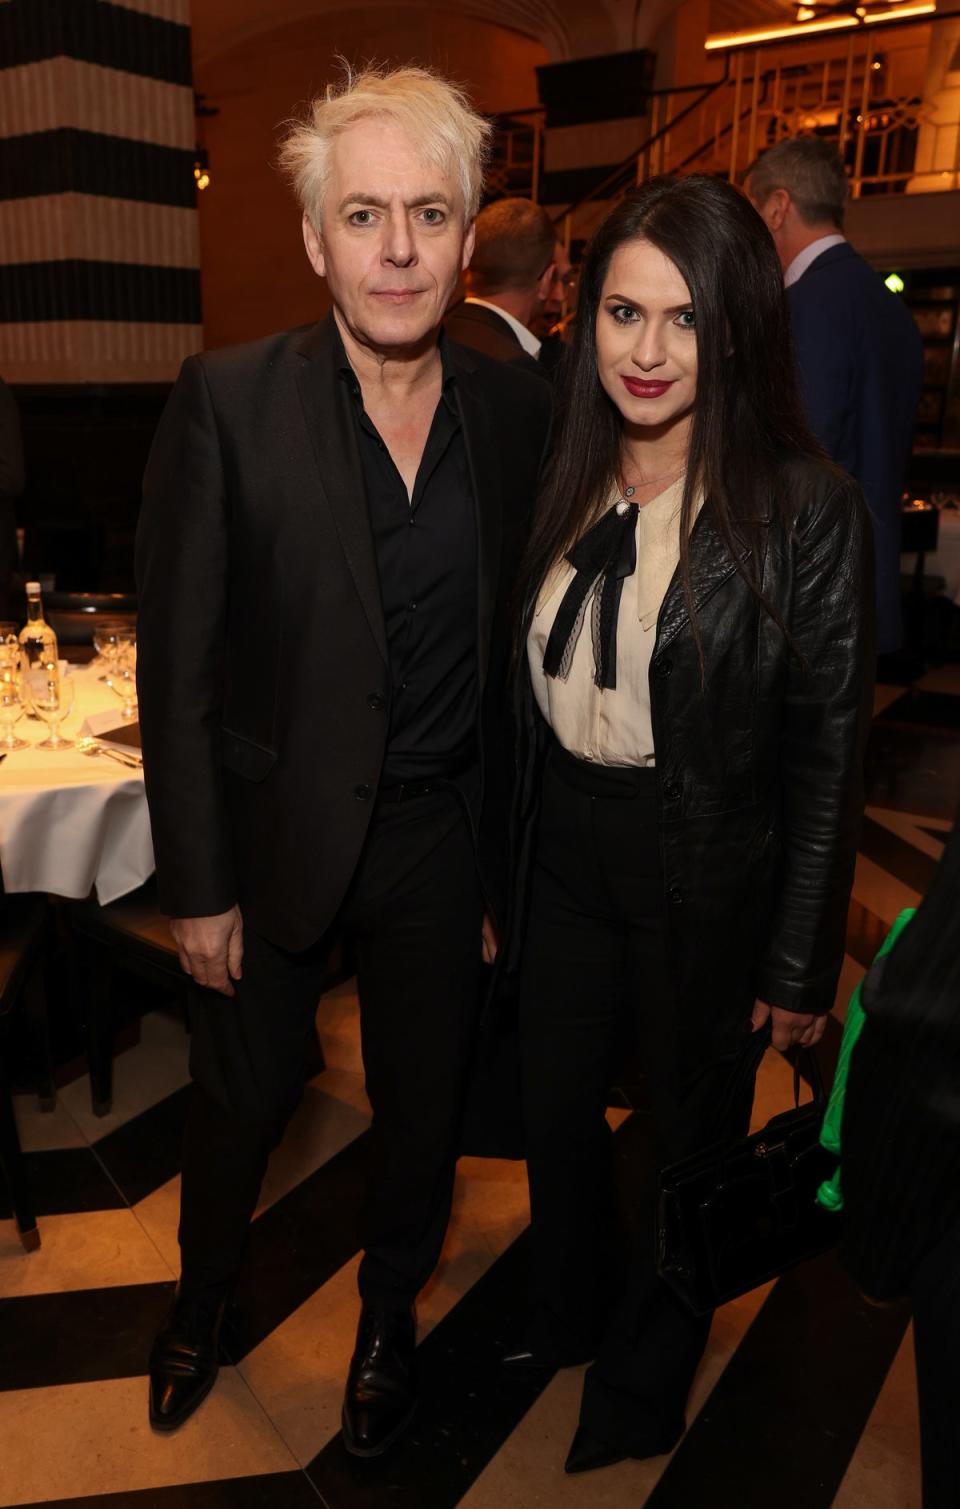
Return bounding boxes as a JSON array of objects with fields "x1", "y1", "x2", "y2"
[
  {"x1": 792, "y1": 1044, "x2": 825, "y2": 1107},
  {"x1": 715, "y1": 1023, "x2": 826, "y2": 1133}
]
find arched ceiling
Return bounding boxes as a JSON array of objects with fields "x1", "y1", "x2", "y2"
[
  {"x1": 190, "y1": 0, "x2": 594, "y2": 65},
  {"x1": 190, "y1": 0, "x2": 800, "y2": 87}
]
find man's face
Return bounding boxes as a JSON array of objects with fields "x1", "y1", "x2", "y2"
[
  {"x1": 745, "y1": 178, "x2": 790, "y2": 269},
  {"x1": 304, "y1": 117, "x2": 475, "y2": 352},
  {"x1": 545, "y1": 239, "x2": 573, "y2": 323},
  {"x1": 528, "y1": 238, "x2": 573, "y2": 336}
]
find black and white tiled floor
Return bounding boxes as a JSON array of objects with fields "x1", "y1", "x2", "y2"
[{"x1": 2, "y1": 668, "x2": 958, "y2": 1508}]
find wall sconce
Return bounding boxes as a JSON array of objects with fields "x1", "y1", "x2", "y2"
[{"x1": 194, "y1": 149, "x2": 211, "y2": 193}]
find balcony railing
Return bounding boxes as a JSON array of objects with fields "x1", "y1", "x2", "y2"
[{"x1": 490, "y1": 9, "x2": 959, "y2": 256}]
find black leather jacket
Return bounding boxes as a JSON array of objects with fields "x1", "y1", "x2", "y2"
[{"x1": 510, "y1": 456, "x2": 874, "y2": 1053}]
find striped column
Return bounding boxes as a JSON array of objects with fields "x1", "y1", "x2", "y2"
[{"x1": 0, "y1": 0, "x2": 201, "y2": 383}]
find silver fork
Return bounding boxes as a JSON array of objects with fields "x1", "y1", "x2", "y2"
[{"x1": 76, "y1": 736, "x2": 142, "y2": 769}]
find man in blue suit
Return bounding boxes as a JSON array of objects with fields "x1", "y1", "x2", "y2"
[{"x1": 747, "y1": 138, "x2": 923, "y2": 655}]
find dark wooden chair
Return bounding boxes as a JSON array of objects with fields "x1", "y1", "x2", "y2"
[
  {"x1": 69, "y1": 879, "x2": 187, "y2": 1116},
  {"x1": 0, "y1": 896, "x2": 54, "y2": 1251},
  {"x1": 69, "y1": 879, "x2": 346, "y2": 1116}
]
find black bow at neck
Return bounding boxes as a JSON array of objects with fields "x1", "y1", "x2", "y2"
[{"x1": 542, "y1": 499, "x2": 639, "y2": 691}]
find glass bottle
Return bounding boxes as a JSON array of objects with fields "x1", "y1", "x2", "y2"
[{"x1": 18, "y1": 581, "x2": 58, "y2": 673}]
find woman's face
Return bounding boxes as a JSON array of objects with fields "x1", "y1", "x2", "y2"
[{"x1": 595, "y1": 238, "x2": 697, "y2": 431}]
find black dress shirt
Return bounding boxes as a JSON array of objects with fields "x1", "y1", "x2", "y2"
[{"x1": 339, "y1": 333, "x2": 478, "y2": 783}]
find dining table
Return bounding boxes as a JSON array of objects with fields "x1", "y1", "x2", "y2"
[{"x1": 0, "y1": 663, "x2": 154, "y2": 904}]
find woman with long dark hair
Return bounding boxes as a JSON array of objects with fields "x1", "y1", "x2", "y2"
[{"x1": 507, "y1": 175, "x2": 874, "y2": 1472}]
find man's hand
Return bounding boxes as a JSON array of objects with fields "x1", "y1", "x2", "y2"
[
  {"x1": 751, "y1": 997, "x2": 827, "y2": 1051},
  {"x1": 170, "y1": 906, "x2": 244, "y2": 997},
  {"x1": 481, "y1": 912, "x2": 499, "y2": 966}
]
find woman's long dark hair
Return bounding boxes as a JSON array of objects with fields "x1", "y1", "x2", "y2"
[{"x1": 518, "y1": 174, "x2": 827, "y2": 655}]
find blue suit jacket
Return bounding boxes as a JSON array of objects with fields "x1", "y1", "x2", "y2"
[{"x1": 788, "y1": 242, "x2": 923, "y2": 654}]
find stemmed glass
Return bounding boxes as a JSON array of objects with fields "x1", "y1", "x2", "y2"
[
  {"x1": 108, "y1": 660, "x2": 138, "y2": 721},
  {"x1": 0, "y1": 624, "x2": 20, "y2": 680},
  {"x1": 93, "y1": 619, "x2": 131, "y2": 684},
  {"x1": 0, "y1": 675, "x2": 27, "y2": 750},
  {"x1": 23, "y1": 666, "x2": 75, "y2": 750}
]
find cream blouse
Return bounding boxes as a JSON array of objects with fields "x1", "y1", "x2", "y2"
[{"x1": 527, "y1": 477, "x2": 697, "y2": 768}]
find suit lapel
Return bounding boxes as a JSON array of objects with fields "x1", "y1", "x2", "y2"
[
  {"x1": 655, "y1": 501, "x2": 755, "y2": 655},
  {"x1": 453, "y1": 348, "x2": 503, "y2": 694},
  {"x1": 293, "y1": 316, "x2": 387, "y2": 665},
  {"x1": 464, "y1": 302, "x2": 525, "y2": 356}
]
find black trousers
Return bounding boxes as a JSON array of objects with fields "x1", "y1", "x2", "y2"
[
  {"x1": 520, "y1": 746, "x2": 757, "y2": 1450},
  {"x1": 912, "y1": 1215, "x2": 960, "y2": 1509},
  {"x1": 178, "y1": 784, "x2": 485, "y2": 1311}
]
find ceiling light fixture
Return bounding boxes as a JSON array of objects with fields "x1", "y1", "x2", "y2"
[{"x1": 705, "y1": 0, "x2": 935, "y2": 49}]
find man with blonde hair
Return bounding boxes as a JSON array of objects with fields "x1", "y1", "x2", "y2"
[
  {"x1": 446, "y1": 196, "x2": 559, "y2": 379},
  {"x1": 137, "y1": 64, "x2": 550, "y2": 1453}
]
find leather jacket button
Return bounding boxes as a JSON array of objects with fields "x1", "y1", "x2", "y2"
[
  {"x1": 367, "y1": 693, "x2": 386, "y2": 712},
  {"x1": 354, "y1": 783, "x2": 374, "y2": 801},
  {"x1": 654, "y1": 657, "x2": 673, "y2": 678},
  {"x1": 662, "y1": 779, "x2": 680, "y2": 801},
  {"x1": 667, "y1": 884, "x2": 683, "y2": 904}
]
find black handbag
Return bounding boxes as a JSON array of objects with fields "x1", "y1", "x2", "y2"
[{"x1": 656, "y1": 1032, "x2": 839, "y2": 1316}]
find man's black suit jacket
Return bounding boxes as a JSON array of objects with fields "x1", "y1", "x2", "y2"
[
  {"x1": 787, "y1": 241, "x2": 922, "y2": 655},
  {"x1": 135, "y1": 314, "x2": 552, "y2": 953},
  {"x1": 444, "y1": 300, "x2": 549, "y2": 382}
]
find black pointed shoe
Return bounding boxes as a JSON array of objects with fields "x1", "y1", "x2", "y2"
[
  {"x1": 565, "y1": 1427, "x2": 629, "y2": 1474},
  {"x1": 564, "y1": 1419, "x2": 685, "y2": 1474},
  {"x1": 341, "y1": 1305, "x2": 417, "y2": 1458},
  {"x1": 148, "y1": 1289, "x2": 226, "y2": 1432}
]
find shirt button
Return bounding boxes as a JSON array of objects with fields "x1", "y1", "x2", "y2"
[
  {"x1": 667, "y1": 884, "x2": 683, "y2": 904},
  {"x1": 583, "y1": 748, "x2": 594, "y2": 761},
  {"x1": 367, "y1": 693, "x2": 386, "y2": 712},
  {"x1": 354, "y1": 783, "x2": 374, "y2": 801}
]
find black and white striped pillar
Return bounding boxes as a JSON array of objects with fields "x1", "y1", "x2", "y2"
[{"x1": 0, "y1": 0, "x2": 202, "y2": 382}]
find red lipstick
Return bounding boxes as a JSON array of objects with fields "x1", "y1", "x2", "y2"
[{"x1": 622, "y1": 376, "x2": 675, "y2": 399}]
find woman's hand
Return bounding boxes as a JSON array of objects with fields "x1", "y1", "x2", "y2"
[
  {"x1": 751, "y1": 998, "x2": 827, "y2": 1051},
  {"x1": 481, "y1": 913, "x2": 499, "y2": 966}
]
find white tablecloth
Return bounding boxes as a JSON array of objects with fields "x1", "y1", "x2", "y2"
[
  {"x1": 0, "y1": 666, "x2": 154, "y2": 903},
  {"x1": 903, "y1": 509, "x2": 960, "y2": 606}
]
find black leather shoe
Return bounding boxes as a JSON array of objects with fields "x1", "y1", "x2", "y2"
[
  {"x1": 565, "y1": 1427, "x2": 629, "y2": 1474},
  {"x1": 564, "y1": 1420, "x2": 685, "y2": 1474},
  {"x1": 341, "y1": 1306, "x2": 417, "y2": 1458},
  {"x1": 148, "y1": 1289, "x2": 226, "y2": 1433}
]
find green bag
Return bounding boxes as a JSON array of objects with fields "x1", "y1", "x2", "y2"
[{"x1": 816, "y1": 906, "x2": 916, "y2": 1212}]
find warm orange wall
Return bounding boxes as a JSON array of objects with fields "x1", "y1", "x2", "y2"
[{"x1": 194, "y1": 8, "x2": 547, "y2": 349}]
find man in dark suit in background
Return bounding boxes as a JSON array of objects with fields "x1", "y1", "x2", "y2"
[
  {"x1": 137, "y1": 65, "x2": 550, "y2": 1456},
  {"x1": 445, "y1": 197, "x2": 559, "y2": 380},
  {"x1": 747, "y1": 138, "x2": 923, "y2": 657}
]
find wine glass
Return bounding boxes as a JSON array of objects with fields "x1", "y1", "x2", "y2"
[
  {"x1": 0, "y1": 674, "x2": 27, "y2": 750},
  {"x1": 92, "y1": 619, "x2": 130, "y2": 683},
  {"x1": 0, "y1": 623, "x2": 20, "y2": 682},
  {"x1": 107, "y1": 661, "x2": 138, "y2": 720},
  {"x1": 23, "y1": 666, "x2": 75, "y2": 750}
]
